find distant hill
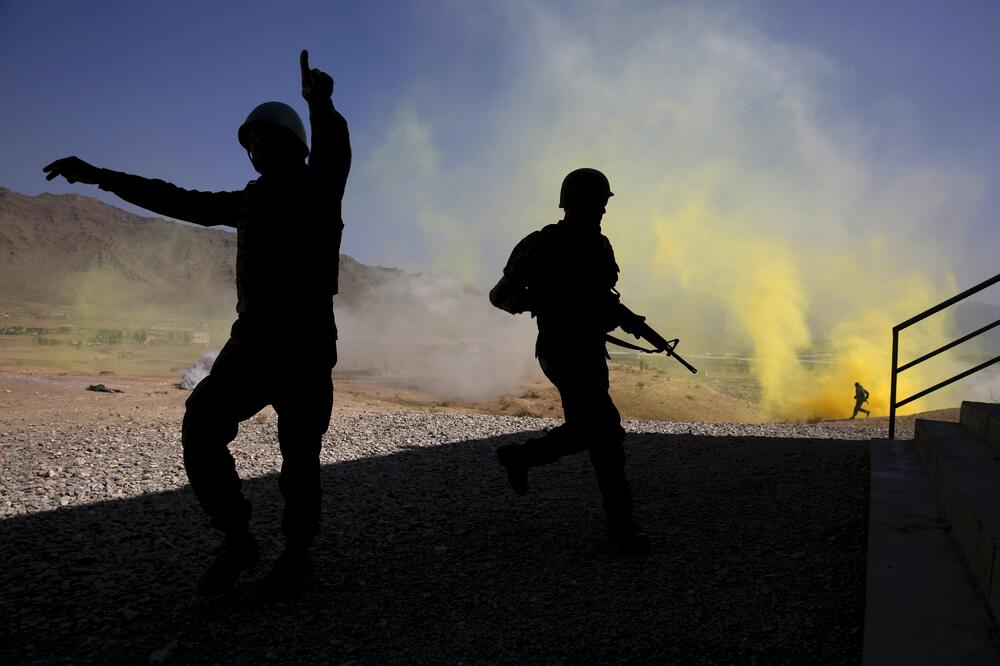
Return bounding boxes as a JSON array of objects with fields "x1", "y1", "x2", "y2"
[{"x1": 0, "y1": 187, "x2": 402, "y2": 320}]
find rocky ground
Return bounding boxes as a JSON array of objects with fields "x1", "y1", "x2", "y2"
[
  {"x1": 1, "y1": 366, "x2": 954, "y2": 664},
  {"x1": 0, "y1": 394, "x2": 881, "y2": 665}
]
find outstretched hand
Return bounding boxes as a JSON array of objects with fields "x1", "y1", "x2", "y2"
[
  {"x1": 43, "y1": 156, "x2": 102, "y2": 185},
  {"x1": 300, "y1": 49, "x2": 333, "y2": 104}
]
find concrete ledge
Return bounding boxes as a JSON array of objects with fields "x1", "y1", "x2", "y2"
[
  {"x1": 916, "y1": 418, "x2": 1000, "y2": 621},
  {"x1": 962, "y1": 401, "x2": 1000, "y2": 454},
  {"x1": 864, "y1": 438, "x2": 1000, "y2": 664}
]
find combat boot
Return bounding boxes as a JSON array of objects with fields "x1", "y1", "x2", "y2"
[
  {"x1": 196, "y1": 531, "x2": 259, "y2": 597},
  {"x1": 607, "y1": 520, "x2": 651, "y2": 556},
  {"x1": 255, "y1": 543, "x2": 315, "y2": 602},
  {"x1": 497, "y1": 444, "x2": 530, "y2": 495}
]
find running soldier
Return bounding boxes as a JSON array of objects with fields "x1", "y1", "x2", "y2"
[
  {"x1": 851, "y1": 382, "x2": 870, "y2": 419},
  {"x1": 489, "y1": 168, "x2": 650, "y2": 555}
]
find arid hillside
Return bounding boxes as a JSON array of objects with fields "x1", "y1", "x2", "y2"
[{"x1": 0, "y1": 187, "x2": 400, "y2": 320}]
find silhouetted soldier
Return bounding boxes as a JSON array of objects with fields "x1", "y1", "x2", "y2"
[
  {"x1": 851, "y1": 382, "x2": 870, "y2": 419},
  {"x1": 43, "y1": 50, "x2": 350, "y2": 600},
  {"x1": 489, "y1": 168, "x2": 650, "y2": 555}
]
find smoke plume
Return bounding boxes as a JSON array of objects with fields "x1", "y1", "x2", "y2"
[
  {"x1": 179, "y1": 351, "x2": 219, "y2": 390},
  {"x1": 356, "y1": 3, "x2": 989, "y2": 419},
  {"x1": 336, "y1": 272, "x2": 539, "y2": 400}
]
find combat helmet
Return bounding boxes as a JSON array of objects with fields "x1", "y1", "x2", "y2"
[
  {"x1": 559, "y1": 168, "x2": 614, "y2": 208},
  {"x1": 238, "y1": 101, "x2": 309, "y2": 159}
]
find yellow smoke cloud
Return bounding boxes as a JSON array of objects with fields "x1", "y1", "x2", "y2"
[
  {"x1": 360, "y1": 4, "x2": 985, "y2": 420},
  {"x1": 641, "y1": 173, "x2": 958, "y2": 420}
]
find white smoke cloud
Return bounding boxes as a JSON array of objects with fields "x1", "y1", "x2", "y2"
[
  {"x1": 179, "y1": 351, "x2": 218, "y2": 390},
  {"x1": 964, "y1": 367, "x2": 1000, "y2": 404},
  {"x1": 335, "y1": 271, "x2": 539, "y2": 400}
]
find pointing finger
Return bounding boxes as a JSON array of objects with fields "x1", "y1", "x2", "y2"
[{"x1": 300, "y1": 50, "x2": 310, "y2": 83}]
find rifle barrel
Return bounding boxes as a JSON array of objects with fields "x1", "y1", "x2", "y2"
[{"x1": 668, "y1": 349, "x2": 698, "y2": 374}]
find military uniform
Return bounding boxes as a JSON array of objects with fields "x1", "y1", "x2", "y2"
[
  {"x1": 497, "y1": 220, "x2": 637, "y2": 533},
  {"x1": 96, "y1": 98, "x2": 350, "y2": 544}
]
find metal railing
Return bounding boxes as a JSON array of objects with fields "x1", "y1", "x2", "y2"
[{"x1": 889, "y1": 273, "x2": 1000, "y2": 439}]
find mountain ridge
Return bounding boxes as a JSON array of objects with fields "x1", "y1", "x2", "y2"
[{"x1": 0, "y1": 186, "x2": 402, "y2": 321}]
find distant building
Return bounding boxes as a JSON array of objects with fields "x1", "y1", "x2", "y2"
[
  {"x1": 95, "y1": 329, "x2": 125, "y2": 344},
  {"x1": 167, "y1": 329, "x2": 193, "y2": 344},
  {"x1": 192, "y1": 331, "x2": 211, "y2": 345}
]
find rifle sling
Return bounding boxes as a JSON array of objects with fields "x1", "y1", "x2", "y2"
[{"x1": 605, "y1": 334, "x2": 660, "y2": 354}]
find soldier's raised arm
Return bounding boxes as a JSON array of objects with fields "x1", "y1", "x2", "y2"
[
  {"x1": 300, "y1": 50, "x2": 351, "y2": 198},
  {"x1": 43, "y1": 156, "x2": 240, "y2": 228}
]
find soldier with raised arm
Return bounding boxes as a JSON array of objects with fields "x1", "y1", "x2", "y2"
[
  {"x1": 489, "y1": 168, "x2": 650, "y2": 555},
  {"x1": 43, "y1": 51, "x2": 351, "y2": 600}
]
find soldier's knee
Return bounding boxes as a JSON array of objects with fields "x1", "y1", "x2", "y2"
[
  {"x1": 590, "y1": 440, "x2": 626, "y2": 470},
  {"x1": 589, "y1": 413, "x2": 624, "y2": 441},
  {"x1": 182, "y1": 406, "x2": 237, "y2": 452},
  {"x1": 279, "y1": 415, "x2": 329, "y2": 442},
  {"x1": 279, "y1": 437, "x2": 325, "y2": 467},
  {"x1": 597, "y1": 419, "x2": 625, "y2": 444},
  {"x1": 278, "y1": 401, "x2": 332, "y2": 439}
]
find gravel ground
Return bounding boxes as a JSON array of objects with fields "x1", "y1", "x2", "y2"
[{"x1": 1, "y1": 411, "x2": 874, "y2": 665}]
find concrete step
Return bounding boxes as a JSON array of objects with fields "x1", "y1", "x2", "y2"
[
  {"x1": 962, "y1": 401, "x2": 1000, "y2": 455},
  {"x1": 864, "y1": 438, "x2": 1000, "y2": 664},
  {"x1": 915, "y1": 418, "x2": 1000, "y2": 622}
]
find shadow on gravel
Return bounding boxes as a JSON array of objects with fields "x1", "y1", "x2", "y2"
[{"x1": 1, "y1": 431, "x2": 868, "y2": 665}]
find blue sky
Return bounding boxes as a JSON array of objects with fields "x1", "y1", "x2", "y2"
[{"x1": 2, "y1": 0, "x2": 999, "y2": 299}]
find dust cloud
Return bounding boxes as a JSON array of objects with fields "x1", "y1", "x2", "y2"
[
  {"x1": 335, "y1": 272, "x2": 540, "y2": 400},
  {"x1": 178, "y1": 274, "x2": 539, "y2": 400}
]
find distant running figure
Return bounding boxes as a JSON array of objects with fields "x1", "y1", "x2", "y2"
[{"x1": 851, "y1": 382, "x2": 870, "y2": 419}]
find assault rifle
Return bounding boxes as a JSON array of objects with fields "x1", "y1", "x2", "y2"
[{"x1": 609, "y1": 289, "x2": 698, "y2": 374}]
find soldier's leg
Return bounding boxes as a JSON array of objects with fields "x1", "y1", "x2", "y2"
[
  {"x1": 567, "y1": 357, "x2": 633, "y2": 526},
  {"x1": 539, "y1": 352, "x2": 644, "y2": 549},
  {"x1": 496, "y1": 351, "x2": 590, "y2": 495},
  {"x1": 516, "y1": 425, "x2": 588, "y2": 467},
  {"x1": 182, "y1": 339, "x2": 269, "y2": 535},
  {"x1": 588, "y1": 410, "x2": 631, "y2": 520},
  {"x1": 516, "y1": 351, "x2": 634, "y2": 510},
  {"x1": 514, "y1": 353, "x2": 593, "y2": 466},
  {"x1": 254, "y1": 359, "x2": 333, "y2": 602},
  {"x1": 568, "y1": 357, "x2": 648, "y2": 552},
  {"x1": 272, "y1": 365, "x2": 334, "y2": 547}
]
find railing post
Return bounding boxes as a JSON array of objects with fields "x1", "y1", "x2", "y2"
[{"x1": 889, "y1": 328, "x2": 899, "y2": 439}]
